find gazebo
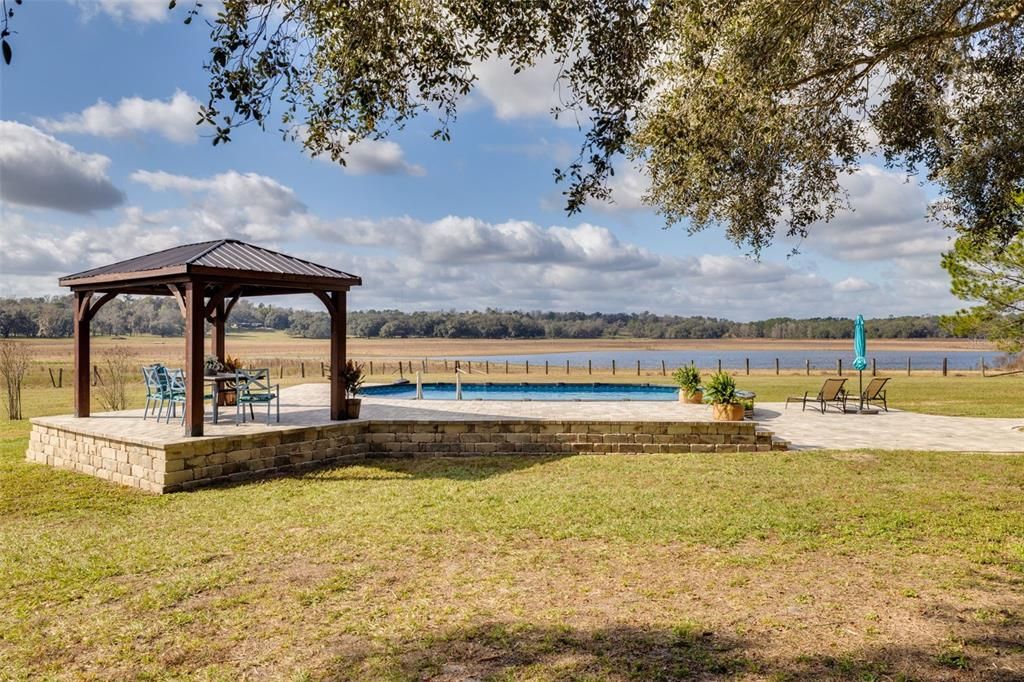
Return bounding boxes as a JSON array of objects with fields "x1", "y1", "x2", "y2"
[{"x1": 60, "y1": 240, "x2": 361, "y2": 436}]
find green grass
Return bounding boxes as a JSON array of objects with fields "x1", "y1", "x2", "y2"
[{"x1": 1, "y1": 417, "x2": 1022, "y2": 679}]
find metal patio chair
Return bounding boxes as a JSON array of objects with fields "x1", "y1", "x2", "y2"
[{"x1": 235, "y1": 368, "x2": 280, "y2": 425}]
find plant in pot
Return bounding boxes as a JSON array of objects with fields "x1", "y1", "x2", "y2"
[
  {"x1": 703, "y1": 371, "x2": 744, "y2": 421},
  {"x1": 672, "y1": 364, "x2": 703, "y2": 404},
  {"x1": 204, "y1": 356, "x2": 223, "y2": 377},
  {"x1": 341, "y1": 359, "x2": 365, "y2": 418}
]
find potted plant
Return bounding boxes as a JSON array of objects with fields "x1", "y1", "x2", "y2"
[
  {"x1": 204, "y1": 356, "x2": 223, "y2": 377},
  {"x1": 672, "y1": 364, "x2": 703, "y2": 404},
  {"x1": 341, "y1": 359, "x2": 365, "y2": 418},
  {"x1": 703, "y1": 371, "x2": 744, "y2": 421}
]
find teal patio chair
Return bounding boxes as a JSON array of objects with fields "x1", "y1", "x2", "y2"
[
  {"x1": 235, "y1": 368, "x2": 280, "y2": 425},
  {"x1": 141, "y1": 364, "x2": 167, "y2": 420},
  {"x1": 163, "y1": 368, "x2": 213, "y2": 424}
]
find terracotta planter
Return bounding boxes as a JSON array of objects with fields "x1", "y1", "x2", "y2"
[
  {"x1": 679, "y1": 389, "x2": 704, "y2": 404},
  {"x1": 345, "y1": 398, "x2": 362, "y2": 419},
  {"x1": 711, "y1": 403, "x2": 744, "y2": 421}
]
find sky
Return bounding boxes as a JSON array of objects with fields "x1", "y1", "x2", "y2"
[{"x1": 0, "y1": 1, "x2": 960, "y2": 321}]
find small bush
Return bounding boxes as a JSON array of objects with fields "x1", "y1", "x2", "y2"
[
  {"x1": 672, "y1": 364, "x2": 702, "y2": 393},
  {"x1": 0, "y1": 339, "x2": 32, "y2": 419},
  {"x1": 703, "y1": 371, "x2": 738, "y2": 405},
  {"x1": 96, "y1": 345, "x2": 137, "y2": 412}
]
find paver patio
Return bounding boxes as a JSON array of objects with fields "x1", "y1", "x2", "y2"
[{"x1": 35, "y1": 383, "x2": 1022, "y2": 453}]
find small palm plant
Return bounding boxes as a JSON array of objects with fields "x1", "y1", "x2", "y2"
[
  {"x1": 672, "y1": 364, "x2": 703, "y2": 403},
  {"x1": 703, "y1": 371, "x2": 744, "y2": 421}
]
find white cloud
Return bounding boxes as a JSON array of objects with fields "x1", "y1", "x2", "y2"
[
  {"x1": 69, "y1": 0, "x2": 171, "y2": 23},
  {"x1": 300, "y1": 127, "x2": 425, "y2": 177},
  {"x1": 0, "y1": 121, "x2": 125, "y2": 213},
  {"x1": 130, "y1": 169, "x2": 306, "y2": 240},
  {"x1": 802, "y1": 165, "x2": 951, "y2": 262},
  {"x1": 68, "y1": 0, "x2": 222, "y2": 23},
  {"x1": 342, "y1": 139, "x2": 426, "y2": 176},
  {"x1": 835, "y1": 276, "x2": 876, "y2": 293},
  {"x1": 37, "y1": 90, "x2": 204, "y2": 143},
  {"x1": 473, "y1": 55, "x2": 579, "y2": 127}
]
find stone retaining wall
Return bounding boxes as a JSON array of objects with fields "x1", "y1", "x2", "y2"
[{"x1": 27, "y1": 418, "x2": 786, "y2": 494}]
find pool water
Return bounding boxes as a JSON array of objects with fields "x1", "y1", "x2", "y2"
[{"x1": 361, "y1": 382, "x2": 681, "y2": 401}]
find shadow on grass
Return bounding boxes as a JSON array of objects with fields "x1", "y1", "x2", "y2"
[
  {"x1": 297, "y1": 454, "x2": 570, "y2": 482},
  {"x1": 318, "y1": 618, "x2": 1024, "y2": 680}
]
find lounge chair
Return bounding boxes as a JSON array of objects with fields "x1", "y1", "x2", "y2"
[
  {"x1": 785, "y1": 377, "x2": 848, "y2": 413},
  {"x1": 860, "y1": 377, "x2": 890, "y2": 412}
]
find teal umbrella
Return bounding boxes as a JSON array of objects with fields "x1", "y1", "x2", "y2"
[{"x1": 852, "y1": 315, "x2": 869, "y2": 412}]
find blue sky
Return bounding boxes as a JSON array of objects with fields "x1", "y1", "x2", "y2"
[{"x1": 0, "y1": 1, "x2": 959, "y2": 320}]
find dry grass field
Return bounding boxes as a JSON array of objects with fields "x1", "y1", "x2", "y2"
[{"x1": 1, "y1": 332, "x2": 1021, "y2": 680}]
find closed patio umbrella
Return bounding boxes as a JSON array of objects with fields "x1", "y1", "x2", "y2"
[{"x1": 852, "y1": 314, "x2": 871, "y2": 413}]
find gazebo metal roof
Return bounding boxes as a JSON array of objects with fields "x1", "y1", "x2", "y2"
[{"x1": 60, "y1": 239, "x2": 361, "y2": 295}]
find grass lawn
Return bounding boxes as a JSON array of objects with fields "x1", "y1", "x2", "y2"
[{"x1": 1, "y1": 415, "x2": 1022, "y2": 679}]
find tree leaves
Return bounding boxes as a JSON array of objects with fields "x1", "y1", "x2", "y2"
[
  {"x1": 190, "y1": 0, "x2": 1024, "y2": 253},
  {"x1": 2, "y1": 39, "x2": 10, "y2": 66}
]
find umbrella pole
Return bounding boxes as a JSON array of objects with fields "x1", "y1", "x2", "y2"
[{"x1": 858, "y1": 369, "x2": 863, "y2": 411}]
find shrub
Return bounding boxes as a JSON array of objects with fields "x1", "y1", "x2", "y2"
[
  {"x1": 342, "y1": 359, "x2": 365, "y2": 398},
  {"x1": 96, "y1": 345, "x2": 136, "y2": 412},
  {"x1": 703, "y1": 371, "x2": 739, "y2": 405},
  {"x1": 0, "y1": 339, "x2": 31, "y2": 419},
  {"x1": 672, "y1": 364, "x2": 702, "y2": 394}
]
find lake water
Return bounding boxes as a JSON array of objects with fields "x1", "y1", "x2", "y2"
[{"x1": 433, "y1": 349, "x2": 998, "y2": 371}]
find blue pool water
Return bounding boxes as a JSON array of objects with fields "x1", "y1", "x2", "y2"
[{"x1": 362, "y1": 382, "x2": 681, "y2": 401}]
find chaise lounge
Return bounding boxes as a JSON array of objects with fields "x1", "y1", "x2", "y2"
[{"x1": 785, "y1": 377, "x2": 848, "y2": 413}]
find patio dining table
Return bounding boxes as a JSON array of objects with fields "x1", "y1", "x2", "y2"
[{"x1": 204, "y1": 372, "x2": 239, "y2": 424}]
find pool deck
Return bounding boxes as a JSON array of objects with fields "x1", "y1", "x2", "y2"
[{"x1": 30, "y1": 383, "x2": 1024, "y2": 453}]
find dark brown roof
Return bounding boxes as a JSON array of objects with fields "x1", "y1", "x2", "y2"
[{"x1": 60, "y1": 239, "x2": 361, "y2": 292}]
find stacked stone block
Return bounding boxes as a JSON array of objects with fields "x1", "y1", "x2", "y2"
[{"x1": 27, "y1": 417, "x2": 787, "y2": 494}]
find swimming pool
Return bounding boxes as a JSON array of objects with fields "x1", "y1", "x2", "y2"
[{"x1": 361, "y1": 382, "x2": 681, "y2": 401}]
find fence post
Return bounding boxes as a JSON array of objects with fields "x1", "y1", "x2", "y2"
[
  {"x1": 718, "y1": 359, "x2": 722, "y2": 373},
  {"x1": 907, "y1": 357, "x2": 911, "y2": 376},
  {"x1": 467, "y1": 361, "x2": 471, "y2": 373},
  {"x1": 637, "y1": 360, "x2": 641, "y2": 376},
  {"x1": 837, "y1": 358, "x2": 842, "y2": 376},
  {"x1": 775, "y1": 358, "x2": 780, "y2": 375},
  {"x1": 59, "y1": 367, "x2": 63, "y2": 388},
  {"x1": 744, "y1": 358, "x2": 749, "y2": 375},
  {"x1": 981, "y1": 357, "x2": 986, "y2": 377},
  {"x1": 588, "y1": 359, "x2": 592, "y2": 375},
  {"x1": 526, "y1": 360, "x2": 529, "y2": 374},
  {"x1": 505, "y1": 360, "x2": 509, "y2": 374},
  {"x1": 48, "y1": 367, "x2": 57, "y2": 388},
  {"x1": 942, "y1": 357, "x2": 948, "y2": 377},
  {"x1": 545, "y1": 360, "x2": 549, "y2": 375},
  {"x1": 370, "y1": 360, "x2": 374, "y2": 375},
  {"x1": 661, "y1": 360, "x2": 665, "y2": 376},
  {"x1": 566, "y1": 360, "x2": 570, "y2": 375},
  {"x1": 871, "y1": 358, "x2": 876, "y2": 376},
  {"x1": 612, "y1": 360, "x2": 616, "y2": 375},
  {"x1": 300, "y1": 362, "x2": 305, "y2": 378},
  {"x1": 485, "y1": 360, "x2": 489, "y2": 374},
  {"x1": 805, "y1": 359, "x2": 810, "y2": 376}
]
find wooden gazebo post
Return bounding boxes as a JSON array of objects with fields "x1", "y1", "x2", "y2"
[
  {"x1": 184, "y1": 280, "x2": 206, "y2": 437},
  {"x1": 73, "y1": 291, "x2": 91, "y2": 418}
]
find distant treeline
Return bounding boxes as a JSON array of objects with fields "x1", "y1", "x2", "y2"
[{"x1": 0, "y1": 296, "x2": 957, "y2": 340}]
